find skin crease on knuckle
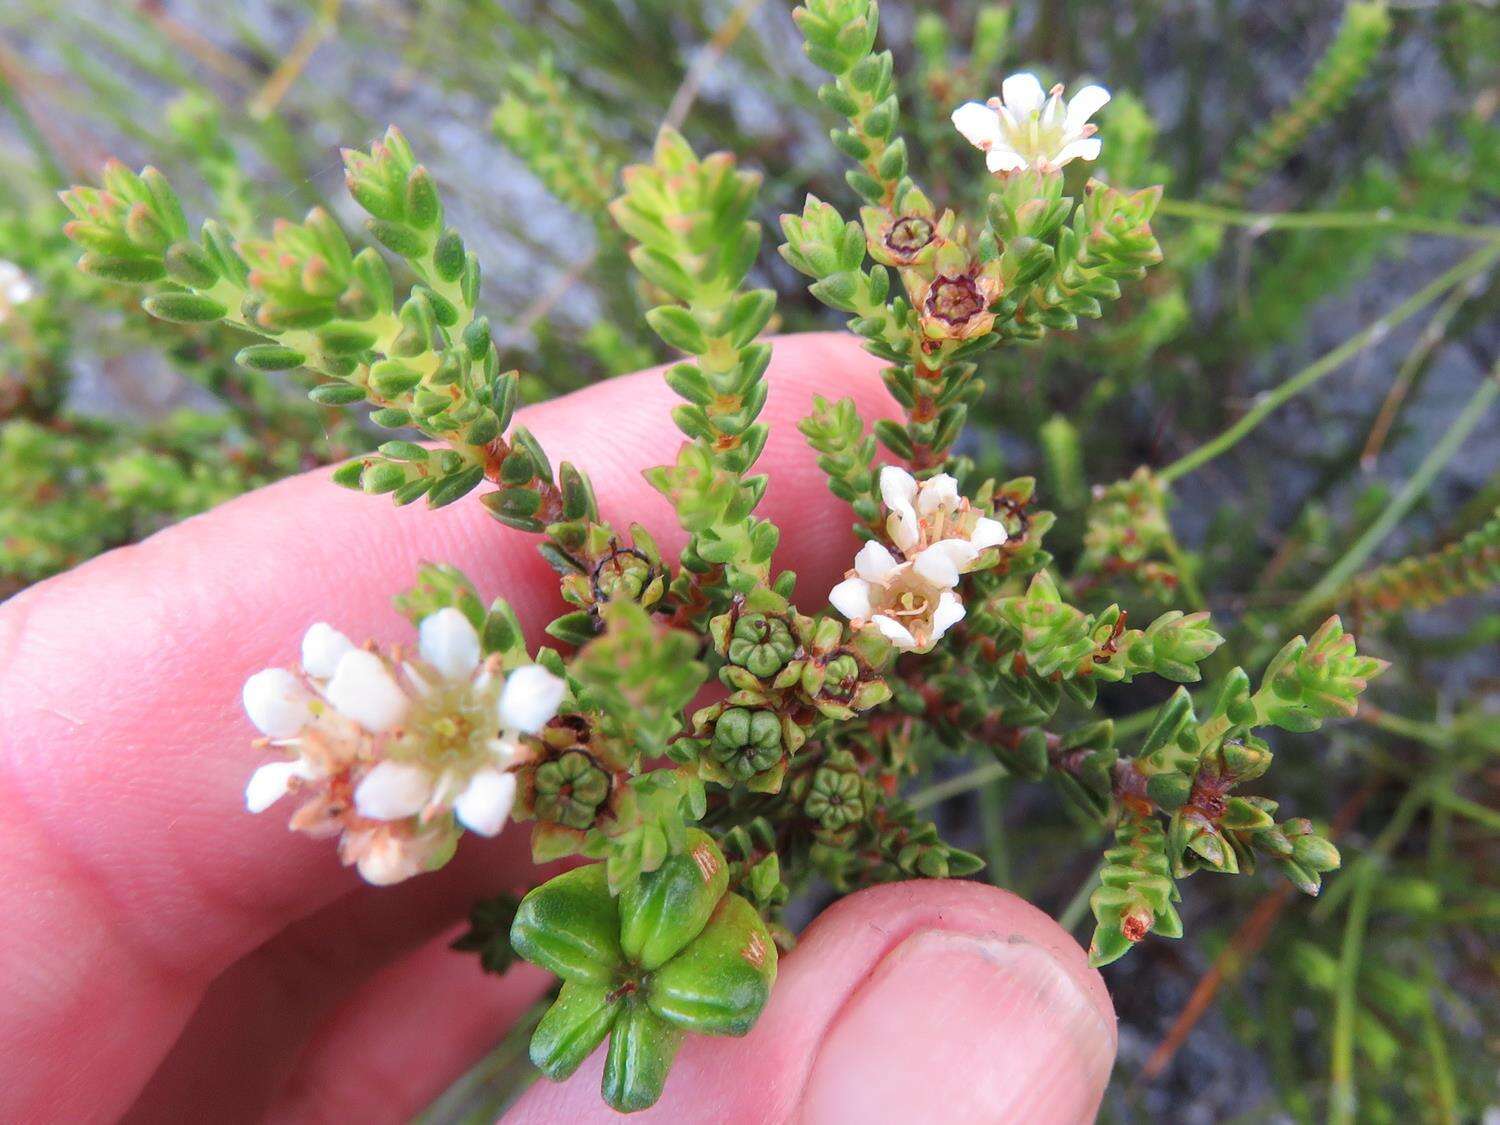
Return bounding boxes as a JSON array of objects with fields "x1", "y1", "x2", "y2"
[{"x1": 0, "y1": 333, "x2": 908, "y2": 1122}]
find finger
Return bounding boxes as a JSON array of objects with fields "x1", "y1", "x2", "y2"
[
  {"x1": 266, "y1": 934, "x2": 550, "y2": 1124},
  {"x1": 507, "y1": 880, "x2": 1117, "y2": 1124},
  {"x1": 0, "y1": 332, "x2": 893, "y2": 1121},
  {"x1": 122, "y1": 830, "x2": 546, "y2": 1122}
]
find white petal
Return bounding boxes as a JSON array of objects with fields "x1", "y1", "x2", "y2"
[
  {"x1": 950, "y1": 101, "x2": 1001, "y2": 148},
  {"x1": 878, "y1": 465, "x2": 919, "y2": 510},
  {"x1": 987, "y1": 146, "x2": 1030, "y2": 173},
  {"x1": 6, "y1": 278, "x2": 34, "y2": 304},
  {"x1": 499, "y1": 663, "x2": 566, "y2": 735},
  {"x1": 243, "y1": 668, "x2": 314, "y2": 738},
  {"x1": 301, "y1": 623, "x2": 356, "y2": 679},
  {"x1": 913, "y1": 546, "x2": 957, "y2": 588},
  {"x1": 854, "y1": 540, "x2": 902, "y2": 583},
  {"x1": 454, "y1": 768, "x2": 517, "y2": 837},
  {"x1": 971, "y1": 517, "x2": 1009, "y2": 550},
  {"x1": 354, "y1": 835, "x2": 422, "y2": 885},
  {"x1": 1065, "y1": 85, "x2": 1111, "y2": 133},
  {"x1": 879, "y1": 467, "x2": 921, "y2": 552},
  {"x1": 1053, "y1": 137, "x2": 1102, "y2": 167},
  {"x1": 326, "y1": 650, "x2": 410, "y2": 732},
  {"x1": 829, "y1": 577, "x2": 874, "y2": 621},
  {"x1": 931, "y1": 591, "x2": 966, "y2": 640},
  {"x1": 1002, "y1": 72, "x2": 1046, "y2": 117},
  {"x1": 354, "y1": 760, "x2": 434, "y2": 820},
  {"x1": 245, "y1": 760, "x2": 299, "y2": 813},
  {"x1": 913, "y1": 540, "x2": 978, "y2": 586},
  {"x1": 936, "y1": 538, "x2": 983, "y2": 571},
  {"x1": 916, "y1": 473, "x2": 960, "y2": 516},
  {"x1": 1040, "y1": 89, "x2": 1067, "y2": 131},
  {"x1": 418, "y1": 608, "x2": 482, "y2": 681},
  {"x1": 871, "y1": 614, "x2": 918, "y2": 650},
  {"x1": 886, "y1": 511, "x2": 921, "y2": 554}
]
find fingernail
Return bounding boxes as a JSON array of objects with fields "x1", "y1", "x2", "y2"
[{"x1": 799, "y1": 928, "x2": 1116, "y2": 1124}]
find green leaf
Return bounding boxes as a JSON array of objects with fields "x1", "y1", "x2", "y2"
[
  {"x1": 367, "y1": 218, "x2": 427, "y2": 259},
  {"x1": 405, "y1": 166, "x2": 442, "y2": 230},
  {"x1": 236, "y1": 344, "x2": 306, "y2": 371},
  {"x1": 309, "y1": 382, "x2": 369, "y2": 405},
  {"x1": 317, "y1": 321, "x2": 379, "y2": 355},
  {"x1": 78, "y1": 252, "x2": 166, "y2": 284},
  {"x1": 547, "y1": 610, "x2": 601, "y2": 647},
  {"x1": 142, "y1": 291, "x2": 227, "y2": 323},
  {"x1": 162, "y1": 241, "x2": 221, "y2": 289},
  {"x1": 427, "y1": 465, "x2": 485, "y2": 508},
  {"x1": 645, "y1": 305, "x2": 707, "y2": 354}
]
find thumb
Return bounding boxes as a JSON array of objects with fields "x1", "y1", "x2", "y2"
[{"x1": 507, "y1": 880, "x2": 1116, "y2": 1124}]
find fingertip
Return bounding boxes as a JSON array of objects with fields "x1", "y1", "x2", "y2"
[
  {"x1": 801, "y1": 929, "x2": 1114, "y2": 1123},
  {"x1": 794, "y1": 880, "x2": 1115, "y2": 1037}
]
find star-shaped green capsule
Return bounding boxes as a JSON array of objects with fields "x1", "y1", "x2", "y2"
[{"x1": 510, "y1": 830, "x2": 778, "y2": 1112}]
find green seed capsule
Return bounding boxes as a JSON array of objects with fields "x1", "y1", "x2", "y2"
[
  {"x1": 601, "y1": 1002, "x2": 681, "y2": 1113},
  {"x1": 510, "y1": 863, "x2": 624, "y2": 985},
  {"x1": 618, "y1": 829, "x2": 729, "y2": 971},
  {"x1": 647, "y1": 893, "x2": 777, "y2": 1036},
  {"x1": 529, "y1": 980, "x2": 619, "y2": 1081}
]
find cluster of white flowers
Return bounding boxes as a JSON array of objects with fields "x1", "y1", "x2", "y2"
[
  {"x1": 951, "y1": 72, "x2": 1110, "y2": 174},
  {"x1": 243, "y1": 608, "x2": 565, "y2": 884},
  {"x1": 830, "y1": 466, "x2": 1007, "y2": 653},
  {"x1": 0, "y1": 260, "x2": 35, "y2": 325}
]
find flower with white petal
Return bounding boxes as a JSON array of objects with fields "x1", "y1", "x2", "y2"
[
  {"x1": 0, "y1": 260, "x2": 34, "y2": 325},
  {"x1": 830, "y1": 468, "x2": 1010, "y2": 653},
  {"x1": 952, "y1": 73, "x2": 1110, "y2": 174},
  {"x1": 879, "y1": 465, "x2": 1008, "y2": 561},
  {"x1": 830, "y1": 541, "x2": 967, "y2": 653},
  {"x1": 243, "y1": 608, "x2": 567, "y2": 885}
]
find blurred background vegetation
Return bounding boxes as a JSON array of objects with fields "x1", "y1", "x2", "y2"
[{"x1": 1, "y1": 1, "x2": 1496, "y2": 1120}]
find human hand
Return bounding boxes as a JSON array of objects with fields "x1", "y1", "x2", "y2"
[{"x1": 0, "y1": 333, "x2": 1115, "y2": 1123}]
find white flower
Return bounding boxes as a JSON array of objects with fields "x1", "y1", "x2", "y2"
[
  {"x1": 0, "y1": 260, "x2": 34, "y2": 324},
  {"x1": 952, "y1": 73, "x2": 1110, "y2": 174},
  {"x1": 831, "y1": 468, "x2": 1010, "y2": 653},
  {"x1": 879, "y1": 465, "x2": 1008, "y2": 559},
  {"x1": 242, "y1": 609, "x2": 568, "y2": 884},
  {"x1": 830, "y1": 541, "x2": 967, "y2": 653}
]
